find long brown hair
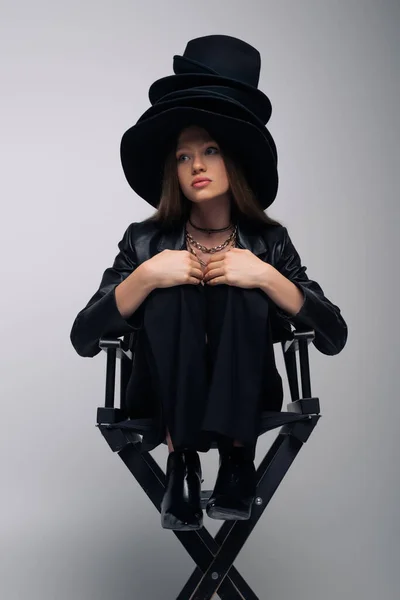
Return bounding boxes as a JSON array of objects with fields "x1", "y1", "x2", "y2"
[{"x1": 143, "y1": 128, "x2": 283, "y2": 230}]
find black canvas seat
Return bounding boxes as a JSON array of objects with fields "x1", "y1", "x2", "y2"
[{"x1": 96, "y1": 324, "x2": 320, "y2": 600}]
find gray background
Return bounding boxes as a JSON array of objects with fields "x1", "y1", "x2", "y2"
[{"x1": 1, "y1": 1, "x2": 399, "y2": 598}]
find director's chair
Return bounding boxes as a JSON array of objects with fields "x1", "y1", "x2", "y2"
[{"x1": 96, "y1": 321, "x2": 320, "y2": 600}]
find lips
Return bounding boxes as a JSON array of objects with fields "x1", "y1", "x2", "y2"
[
  {"x1": 192, "y1": 180, "x2": 211, "y2": 188},
  {"x1": 192, "y1": 178, "x2": 211, "y2": 186}
]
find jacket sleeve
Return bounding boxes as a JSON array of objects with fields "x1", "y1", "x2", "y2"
[
  {"x1": 70, "y1": 223, "x2": 144, "y2": 358},
  {"x1": 273, "y1": 227, "x2": 348, "y2": 356}
]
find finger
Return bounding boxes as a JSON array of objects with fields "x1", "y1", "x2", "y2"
[
  {"x1": 207, "y1": 253, "x2": 226, "y2": 263},
  {"x1": 191, "y1": 266, "x2": 204, "y2": 280},
  {"x1": 204, "y1": 259, "x2": 225, "y2": 272},
  {"x1": 206, "y1": 275, "x2": 227, "y2": 285},
  {"x1": 204, "y1": 263, "x2": 225, "y2": 276},
  {"x1": 203, "y1": 268, "x2": 225, "y2": 282},
  {"x1": 189, "y1": 253, "x2": 202, "y2": 266}
]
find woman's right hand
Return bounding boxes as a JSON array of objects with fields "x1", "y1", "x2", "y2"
[{"x1": 143, "y1": 249, "x2": 204, "y2": 289}]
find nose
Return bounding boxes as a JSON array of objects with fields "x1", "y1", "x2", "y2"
[{"x1": 192, "y1": 152, "x2": 206, "y2": 173}]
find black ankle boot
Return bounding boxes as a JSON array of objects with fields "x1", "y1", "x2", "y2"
[
  {"x1": 206, "y1": 445, "x2": 257, "y2": 521},
  {"x1": 161, "y1": 449, "x2": 203, "y2": 531}
]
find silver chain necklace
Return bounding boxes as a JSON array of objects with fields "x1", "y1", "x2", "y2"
[{"x1": 185, "y1": 225, "x2": 237, "y2": 267}]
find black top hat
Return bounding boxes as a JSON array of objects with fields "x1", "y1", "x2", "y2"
[
  {"x1": 120, "y1": 35, "x2": 279, "y2": 210},
  {"x1": 149, "y1": 35, "x2": 272, "y2": 124}
]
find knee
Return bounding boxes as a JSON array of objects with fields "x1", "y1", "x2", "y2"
[{"x1": 145, "y1": 284, "x2": 203, "y2": 312}]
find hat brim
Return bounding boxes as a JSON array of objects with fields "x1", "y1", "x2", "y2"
[
  {"x1": 136, "y1": 90, "x2": 277, "y2": 162},
  {"x1": 120, "y1": 106, "x2": 278, "y2": 210},
  {"x1": 156, "y1": 84, "x2": 272, "y2": 128},
  {"x1": 148, "y1": 73, "x2": 272, "y2": 124}
]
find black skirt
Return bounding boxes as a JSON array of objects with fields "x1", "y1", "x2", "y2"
[{"x1": 124, "y1": 282, "x2": 284, "y2": 453}]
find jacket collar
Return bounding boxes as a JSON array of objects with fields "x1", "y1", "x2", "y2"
[{"x1": 156, "y1": 218, "x2": 267, "y2": 257}]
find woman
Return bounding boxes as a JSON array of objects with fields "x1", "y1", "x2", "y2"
[{"x1": 70, "y1": 35, "x2": 348, "y2": 531}]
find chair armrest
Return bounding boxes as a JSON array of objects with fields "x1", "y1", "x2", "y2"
[
  {"x1": 282, "y1": 328, "x2": 315, "y2": 354},
  {"x1": 281, "y1": 328, "x2": 315, "y2": 402},
  {"x1": 99, "y1": 336, "x2": 133, "y2": 360},
  {"x1": 97, "y1": 335, "x2": 134, "y2": 423}
]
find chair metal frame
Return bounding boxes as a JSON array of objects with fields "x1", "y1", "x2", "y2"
[{"x1": 96, "y1": 325, "x2": 320, "y2": 600}]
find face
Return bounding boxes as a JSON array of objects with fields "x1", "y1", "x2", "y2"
[{"x1": 175, "y1": 126, "x2": 230, "y2": 204}]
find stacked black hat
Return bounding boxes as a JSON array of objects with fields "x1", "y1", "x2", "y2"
[{"x1": 120, "y1": 35, "x2": 279, "y2": 210}]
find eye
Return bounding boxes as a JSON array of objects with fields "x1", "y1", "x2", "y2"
[{"x1": 176, "y1": 146, "x2": 219, "y2": 162}]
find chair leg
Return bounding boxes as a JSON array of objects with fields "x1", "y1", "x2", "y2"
[
  {"x1": 102, "y1": 415, "x2": 319, "y2": 600},
  {"x1": 177, "y1": 544, "x2": 258, "y2": 600},
  {"x1": 116, "y1": 441, "x2": 258, "y2": 600},
  {"x1": 181, "y1": 416, "x2": 320, "y2": 600}
]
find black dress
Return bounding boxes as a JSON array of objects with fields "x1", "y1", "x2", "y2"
[{"x1": 125, "y1": 281, "x2": 284, "y2": 453}]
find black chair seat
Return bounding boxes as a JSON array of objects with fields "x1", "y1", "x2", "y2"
[{"x1": 98, "y1": 410, "x2": 313, "y2": 440}]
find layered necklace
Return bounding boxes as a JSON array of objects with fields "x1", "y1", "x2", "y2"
[{"x1": 185, "y1": 217, "x2": 237, "y2": 268}]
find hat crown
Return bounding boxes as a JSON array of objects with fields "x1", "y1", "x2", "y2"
[{"x1": 175, "y1": 35, "x2": 261, "y2": 88}]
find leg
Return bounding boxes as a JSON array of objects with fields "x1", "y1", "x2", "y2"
[
  {"x1": 139, "y1": 282, "x2": 276, "y2": 451},
  {"x1": 201, "y1": 284, "x2": 272, "y2": 520},
  {"x1": 233, "y1": 439, "x2": 245, "y2": 446},
  {"x1": 141, "y1": 284, "x2": 209, "y2": 451},
  {"x1": 201, "y1": 283, "x2": 272, "y2": 447},
  {"x1": 166, "y1": 428, "x2": 174, "y2": 453},
  {"x1": 141, "y1": 284, "x2": 207, "y2": 529}
]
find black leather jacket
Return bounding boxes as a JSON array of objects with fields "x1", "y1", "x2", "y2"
[{"x1": 70, "y1": 218, "x2": 348, "y2": 358}]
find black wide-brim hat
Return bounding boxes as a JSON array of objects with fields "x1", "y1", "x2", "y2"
[
  {"x1": 140, "y1": 86, "x2": 277, "y2": 164},
  {"x1": 120, "y1": 99, "x2": 278, "y2": 210}
]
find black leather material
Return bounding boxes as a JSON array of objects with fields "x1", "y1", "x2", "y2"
[
  {"x1": 160, "y1": 449, "x2": 203, "y2": 530},
  {"x1": 206, "y1": 446, "x2": 257, "y2": 520},
  {"x1": 70, "y1": 218, "x2": 348, "y2": 359}
]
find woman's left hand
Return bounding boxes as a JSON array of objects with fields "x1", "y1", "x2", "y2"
[{"x1": 203, "y1": 248, "x2": 271, "y2": 288}]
